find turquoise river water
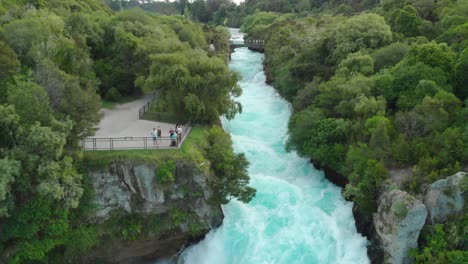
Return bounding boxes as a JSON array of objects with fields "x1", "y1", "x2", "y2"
[{"x1": 172, "y1": 35, "x2": 370, "y2": 264}]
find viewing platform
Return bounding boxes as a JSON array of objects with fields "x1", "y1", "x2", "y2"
[{"x1": 82, "y1": 95, "x2": 191, "y2": 151}]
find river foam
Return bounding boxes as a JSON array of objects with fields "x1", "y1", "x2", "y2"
[{"x1": 171, "y1": 34, "x2": 369, "y2": 264}]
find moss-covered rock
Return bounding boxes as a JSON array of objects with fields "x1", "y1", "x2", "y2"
[
  {"x1": 373, "y1": 189, "x2": 427, "y2": 264},
  {"x1": 424, "y1": 171, "x2": 466, "y2": 224}
]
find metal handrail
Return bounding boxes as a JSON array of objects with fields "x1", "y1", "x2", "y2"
[
  {"x1": 82, "y1": 92, "x2": 194, "y2": 151},
  {"x1": 81, "y1": 136, "x2": 181, "y2": 151},
  {"x1": 138, "y1": 91, "x2": 160, "y2": 119},
  {"x1": 81, "y1": 123, "x2": 193, "y2": 151},
  {"x1": 138, "y1": 101, "x2": 151, "y2": 119}
]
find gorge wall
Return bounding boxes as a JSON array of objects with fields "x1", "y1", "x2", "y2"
[{"x1": 82, "y1": 159, "x2": 223, "y2": 263}]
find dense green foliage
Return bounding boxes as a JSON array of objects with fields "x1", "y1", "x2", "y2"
[
  {"x1": 205, "y1": 126, "x2": 256, "y2": 204},
  {"x1": 156, "y1": 160, "x2": 176, "y2": 183},
  {"x1": 239, "y1": 0, "x2": 468, "y2": 257},
  {"x1": 105, "y1": 0, "x2": 383, "y2": 28},
  {"x1": 0, "y1": 1, "x2": 246, "y2": 262},
  {"x1": 187, "y1": 0, "x2": 382, "y2": 27}
]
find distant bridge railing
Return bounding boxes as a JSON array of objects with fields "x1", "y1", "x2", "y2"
[
  {"x1": 245, "y1": 39, "x2": 264, "y2": 52},
  {"x1": 229, "y1": 39, "x2": 265, "y2": 53}
]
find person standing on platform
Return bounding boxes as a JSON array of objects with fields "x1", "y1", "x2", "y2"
[
  {"x1": 151, "y1": 128, "x2": 158, "y2": 147},
  {"x1": 157, "y1": 126, "x2": 162, "y2": 143}
]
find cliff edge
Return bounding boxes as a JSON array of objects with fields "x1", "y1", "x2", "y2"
[{"x1": 82, "y1": 159, "x2": 223, "y2": 263}]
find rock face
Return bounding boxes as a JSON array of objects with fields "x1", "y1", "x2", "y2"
[
  {"x1": 374, "y1": 190, "x2": 427, "y2": 264},
  {"x1": 85, "y1": 160, "x2": 223, "y2": 263},
  {"x1": 424, "y1": 171, "x2": 466, "y2": 224}
]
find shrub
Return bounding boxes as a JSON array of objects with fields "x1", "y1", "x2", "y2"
[
  {"x1": 156, "y1": 160, "x2": 176, "y2": 184},
  {"x1": 105, "y1": 87, "x2": 122, "y2": 102}
]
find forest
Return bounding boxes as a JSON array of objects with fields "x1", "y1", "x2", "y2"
[
  {"x1": 1, "y1": 0, "x2": 467, "y2": 262},
  {"x1": 235, "y1": 0, "x2": 468, "y2": 262},
  {"x1": 0, "y1": 0, "x2": 251, "y2": 262}
]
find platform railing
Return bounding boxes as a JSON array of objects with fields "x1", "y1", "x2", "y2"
[
  {"x1": 81, "y1": 136, "x2": 181, "y2": 151},
  {"x1": 82, "y1": 120, "x2": 192, "y2": 151}
]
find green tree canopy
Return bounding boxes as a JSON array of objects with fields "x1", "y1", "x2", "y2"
[
  {"x1": 144, "y1": 49, "x2": 241, "y2": 122},
  {"x1": 329, "y1": 13, "x2": 393, "y2": 63}
]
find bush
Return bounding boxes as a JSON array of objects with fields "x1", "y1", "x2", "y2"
[
  {"x1": 392, "y1": 201, "x2": 409, "y2": 220},
  {"x1": 156, "y1": 160, "x2": 176, "y2": 184},
  {"x1": 105, "y1": 87, "x2": 122, "y2": 102},
  {"x1": 120, "y1": 216, "x2": 142, "y2": 241},
  {"x1": 169, "y1": 208, "x2": 187, "y2": 228}
]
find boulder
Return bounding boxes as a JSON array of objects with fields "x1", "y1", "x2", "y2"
[
  {"x1": 424, "y1": 171, "x2": 466, "y2": 223},
  {"x1": 374, "y1": 190, "x2": 427, "y2": 264}
]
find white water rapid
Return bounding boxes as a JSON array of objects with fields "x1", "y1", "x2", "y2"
[{"x1": 162, "y1": 29, "x2": 370, "y2": 264}]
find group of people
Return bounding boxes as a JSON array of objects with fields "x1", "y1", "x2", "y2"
[{"x1": 151, "y1": 124, "x2": 183, "y2": 147}]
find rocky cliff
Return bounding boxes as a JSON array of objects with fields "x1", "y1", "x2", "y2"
[
  {"x1": 83, "y1": 159, "x2": 223, "y2": 263},
  {"x1": 371, "y1": 172, "x2": 467, "y2": 264},
  {"x1": 319, "y1": 165, "x2": 467, "y2": 264},
  {"x1": 424, "y1": 171, "x2": 466, "y2": 224},
  {"x1": 374, "y1": 190, "x2": 427, "y2": 264}
]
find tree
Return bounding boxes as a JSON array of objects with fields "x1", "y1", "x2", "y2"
[
  {"x1": 190, "y1": 0, "x2": 211, "y2": 22},
  {"x1": 354, "y1": 95, "x2": 387, "y2": 118},
  {"x1": 407, "y1": 0, "x2": 435, "y2": 18},
  {"x1": 205, "y1": 126, "x2": 255, "y2": 204},
  {"x1": 302, "y1": 118, "x2": 348, "y2": 170},
  {"x1": 389, "y1": 5, "x2": 423, "y2": 37},
  {"x1": 241, "y1": 11, "x2": 279, "y2": 38},
  {"x1": 315, "y1": 75, "x2": 373, "y2": 118},
  {"x1": 397, "y1": 80, "x2": 442, "y2": 109},
  {"x1": 406, "y1": 42, "x2": 457, "y2": 75},
  {"x1": 329, "y1": 13, "x2": 393, "y2": 63},
  {"x1": 335, "y1": 51, "x2": 375, "y2": 77},
  {"x1": 0, "y1": 105, "x2": 20, "y2": 149},
  {"x1": 371, "y1": 42, "x2": 408, "y2": 72},
  {"x1": 0, "y1": 157, "x2": 20, "y2": 217},
  {"x1": 383, "y1": 62, "x2": 449, "y2": 103},
  {"x1": 413, "y1": 91, "x2": 461, "y2": 134},
  {"x1": 344, "y1": 145, "x2": 388, "y2": 213},
  {"x1": 454, "y1": 46, "x2": 468, "y2": 100},
  {"x1": 0, "y1": 41, "x2": 20, "y2": 81},
  {"x1": 365, "y1": 115, "x2": 392, "y2": 151},
  {"x1": 144, "y1": 49, "x2": 241, "y2": 122},
  {"x1": 7, "y1": 81, "x2": 53, "y2": 126},
  {"x1": 2, "y1": 16, "x2": 49, "y2": 63},
  {"x1": 437, "y1": 22, "x2": 468, "y2": 52}
]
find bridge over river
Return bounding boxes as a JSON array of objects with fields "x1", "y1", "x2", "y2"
[{"x1": 230, "y1": 39, "x2": 265, "y2": 53}]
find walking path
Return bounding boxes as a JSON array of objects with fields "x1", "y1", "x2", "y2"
[{"x1": 83, "y1": 95, "x2": 188, "y2": 150}]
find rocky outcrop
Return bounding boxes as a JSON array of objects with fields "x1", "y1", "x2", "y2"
[
  {"x1": 424, "y1": 171, "x2": 466, "y2": 224},
  {"x1": 312, "y1": 160, "x2": 349, "y2": 187},
  {"x1": 373, "y1": 190, "x2": 427, "y2": 264},
  {"x1": 317, "y1": 164, "x2": 466, "y2": 264},
  {"x1": 84, "y1": 160, "x2": 223, "y2": 263}
]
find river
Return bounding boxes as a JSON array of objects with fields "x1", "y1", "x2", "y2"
[{"x1": 175, "y1": 29, "x2": 369, "y2": 264}]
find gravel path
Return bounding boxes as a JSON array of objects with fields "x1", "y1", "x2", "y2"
[
  {"x1": 83, "y1": 96, "x2": 185, "y2": 150},
  {"x1": 93, "y1": 95, "x2": 177, "y2": 138}
]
